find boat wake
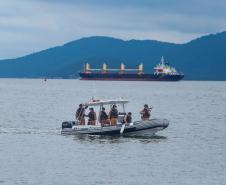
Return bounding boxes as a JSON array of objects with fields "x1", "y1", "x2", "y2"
[{"x1": 0, "y1": 126, "x2": 60, "y2": 135}]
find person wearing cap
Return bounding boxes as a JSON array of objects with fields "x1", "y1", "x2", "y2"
[
  {"x1": 76, "y1": 104, "x2": 85, "y2": 125},
  {"x1": 124, "y1": 112, "x2": 132, "y2": 124},
  {"x1": 99, "y1": 107, "x2": 109, "y2": 127},
  {"x1": 140, "y1": 104, "x2": 152, "y2": 121},
  {"x1": 87, "y1": 107, "x2": 96, "y2": 125},
  {"x1": 109, "y1": 105, "x2": 118, "y2": 126}
]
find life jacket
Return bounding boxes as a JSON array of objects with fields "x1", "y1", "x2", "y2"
[
  {"x1": 126, "y1": 115, "x2": 132, "y2": 123},
  {"x1": 142, "y1": 108, "x2": 150, "y2": 118},
  {"x1": 76, "y1": 108, "x2": 84, "y2": 119},
  {"x1": 88, "y1": 111, "x2": 95, "y2": 121},
  {"x1": 110, "y1": 108, "x2": 118, "y2": 119},
  {"x1": 100, "y1": 111, "x2": 108, "y2": 120}
]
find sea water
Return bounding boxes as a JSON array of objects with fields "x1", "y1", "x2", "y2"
[{"x1": 0, "y1": 79, "x2": 226, "y2": 185}]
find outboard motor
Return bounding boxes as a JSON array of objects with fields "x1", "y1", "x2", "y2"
[{"x1": 62, "y1": 121, "x2": 73, "y2": 129}]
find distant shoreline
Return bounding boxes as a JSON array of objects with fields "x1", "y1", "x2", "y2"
[{"x1": 0, "y1": 78, "x2": 225, "y2": 82}]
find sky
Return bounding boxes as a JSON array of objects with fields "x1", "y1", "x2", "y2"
[{"x1": 0, "y1": 0, "x2": 226, "y2": 59}]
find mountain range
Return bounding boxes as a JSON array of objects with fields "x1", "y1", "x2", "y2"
[{"x1": 0, "y1": 31, "x2": 226, "y2": 80}]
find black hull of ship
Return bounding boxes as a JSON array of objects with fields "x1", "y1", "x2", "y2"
[{"x1": 79, "y1": 72, "x2": 184, "y2": 81}]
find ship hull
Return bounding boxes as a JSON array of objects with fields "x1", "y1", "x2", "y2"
[{"x1": 79, "y1": 72, "x2": 184, "y2": 81}]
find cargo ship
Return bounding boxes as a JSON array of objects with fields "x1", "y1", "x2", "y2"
[{"x1": 79, "y1": 57, "x2": 184, "y2": 81}]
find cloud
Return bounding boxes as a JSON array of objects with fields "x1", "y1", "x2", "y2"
[{"x1": 0, "y1": 0, "x2": 226, "y2": 59}]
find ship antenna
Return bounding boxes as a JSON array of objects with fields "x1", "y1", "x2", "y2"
[{"x1": 161, "y1": 56, "x2": 164, "y2": 65}]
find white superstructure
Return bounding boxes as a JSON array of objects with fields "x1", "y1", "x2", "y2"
[{"x1": 154, "y1": 56, "x2": 179, "y2": 75}]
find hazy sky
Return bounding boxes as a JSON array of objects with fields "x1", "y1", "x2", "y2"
[{"x1": 0, "y1": 0, "x2": 226, "y2": 59}]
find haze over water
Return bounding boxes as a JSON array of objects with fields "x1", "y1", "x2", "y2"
[{"x1": 0, "y1": 79, "x2": 226, "y2": 185}]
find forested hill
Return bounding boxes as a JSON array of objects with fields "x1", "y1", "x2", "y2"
[{"x1": 0, "y1": 31, "x2": 226, "y2": 80}]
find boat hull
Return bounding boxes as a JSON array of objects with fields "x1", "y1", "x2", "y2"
[
  {"x1": 61, "y1": 119, "x2": 169, "y2": 137},
  {"x1": 79, "y1": 72, "x2": 184, "y2": 81}
]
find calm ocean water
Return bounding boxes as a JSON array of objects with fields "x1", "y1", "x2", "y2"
[{"x1": 0, "y1": 79, "x2": 226, "y2": 185}]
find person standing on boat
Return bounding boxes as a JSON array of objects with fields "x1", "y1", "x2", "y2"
[
  {"x1": 76, "y1": 104, "x2": 85, "y2": 125},
  {"x1": 87, "y1": 107, "x2": 97, "y2": 125},
  {"x1": 124, "y1": 112, "x2": 132, "y2": 124},
  {"x1": 99, "y1": 107, "x2": 109, "y2": 127},
  {"x1": 140, "y1": 104, "x2": 152, "y2": 121},
  {"x1": 109, "y1": 105, "x2": 118, "y2": 126}
]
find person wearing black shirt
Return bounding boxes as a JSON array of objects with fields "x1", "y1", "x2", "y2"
[
  {"x1": 124, "y1": 112, "x2": 132, "y2": 124},
  {"x1": 87, "y1": 107, "x2": 97, "y2": 125},
  {"x1": 109, "y1": 105, "x2": 118, "y2": 126},
  {"x1": 99, "y1": 107, "x2": 109, "y2": 127},
  {"x1": 76, "y1": 104, "x2": 85, "y2": 125},
  {"x1": 140, "y1": 104, "x2": 152, "y2": 121}
]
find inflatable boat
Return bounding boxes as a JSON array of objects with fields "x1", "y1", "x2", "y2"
[{"x1": 61, "y1": 99, "x2": 169, "y2": 137}]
